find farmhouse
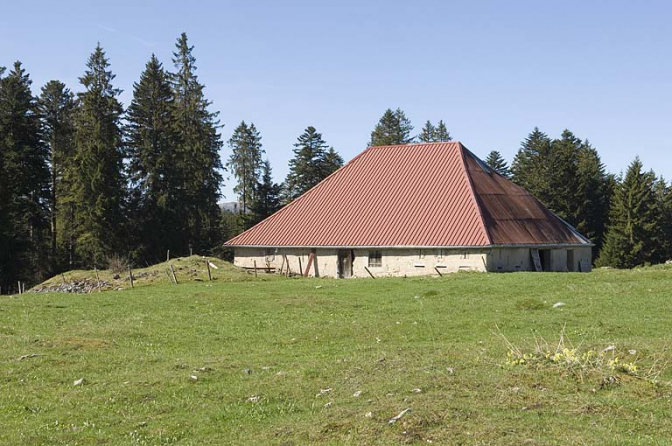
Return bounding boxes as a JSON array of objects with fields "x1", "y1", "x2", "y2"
[{"x1": 225, "y1": 142, "x2": 593, "y2": 277}]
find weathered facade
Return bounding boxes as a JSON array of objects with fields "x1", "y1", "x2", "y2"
[
  {"x1": 226, "y1": 142, "x2": 593, "y2": 277},
  {"x1": 232, "y1": 246, "x2": 592, "y2": 277}
]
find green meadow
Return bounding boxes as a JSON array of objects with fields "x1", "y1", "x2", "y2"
[{"x1": 2, "y1": 264, "x2": 672, "y2": 445}]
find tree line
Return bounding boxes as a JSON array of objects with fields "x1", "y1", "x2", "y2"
[
  {"x1": 0, "y1": 33, "x2": 347, "y2": 292},
  {"x1": 1, "y1": 37, "x2": 669, "y2": 292},
  {"x1": 485, "y1": 130, "x2": 672, "y2": 269},
  {"x1": 364, "y1": 110, "x2": 672, "y2": 270}
]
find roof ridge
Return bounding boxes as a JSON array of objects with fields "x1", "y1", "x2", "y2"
[
  {"x1": 366, "y1": 141, "x2": 461, "y2": 150},
  {"x1": 457, "y1": 144, "x2": 493, "y2": 245}
]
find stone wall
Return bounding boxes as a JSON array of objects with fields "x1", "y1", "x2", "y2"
[
  {"x1": 486, "y1": 246, "x2": 592, "y2": 272},
  {"x1": 233, "y1": 247, "x2": 487, "y2": 277},
  {"x1": 233, "y1": 246, "x2": 592, "y2": 277}
]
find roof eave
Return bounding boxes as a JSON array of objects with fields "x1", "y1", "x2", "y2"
[{"x1": 224, "y1": 242, "x2": 594, "y2": 249}]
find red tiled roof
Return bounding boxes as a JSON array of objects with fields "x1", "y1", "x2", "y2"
[{"x1": 225, "y1": 142, "x2": 591, "y2": 247}]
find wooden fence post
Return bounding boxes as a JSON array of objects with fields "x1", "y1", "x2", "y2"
[
  {"x1": 206, "y1": 259, "x2": 212, "y2": 281},
  {"x1": 434, "y1": 267, "x2": 443, "y2": 277},
  {"x1": 128, "y1": 266, "x2": 134, "y2": 289},
  {"x1": 167, "y1": 250, "x2": 170, "y2": 262},
  {"x1": 304, "y1": 252, "x2": 315, "y2": 277},
  {"x1": 95, "y1": 267, "x2": 101, "y2": 292},
  {"x1": 170, "y1": 264, "x2": 178, "y2": 284},
  {"x1": 253, "y1": 260, "x2": 258, "y2": 278},
  {"x1": 364, "y1": 267, "x2": 376, "y2": 279},
  {"x1": 298, "y1": 257, "x2": 303, "y2": 276}
]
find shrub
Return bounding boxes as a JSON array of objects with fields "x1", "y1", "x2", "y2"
[{"x1": 106, "y1": 254, "x2": 129, "y2": 274}]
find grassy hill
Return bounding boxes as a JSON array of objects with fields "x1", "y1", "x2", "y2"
[
  {"x1": 31, "y1": 256, "x2": 259, "y2": 293},
  {"x1": 2, "y1": 265, "x2": 672, "y2": 444}
]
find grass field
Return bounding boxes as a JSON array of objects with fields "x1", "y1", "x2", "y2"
[{"x1": 2, "y1": 265, "x2": 672, "y2": 445}]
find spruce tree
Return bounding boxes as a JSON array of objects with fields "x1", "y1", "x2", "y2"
[
  {"x1": 434, "y1": 120, "x2": 451, "y2": 142},
  {"x1": 484, "y1": 150, "x2": 511, "y2": 178},
  {"x1": 512, "y1": 128, "x2": 610, "y2": 248},
  {"x1": 545, "y1": 130, "x2": 584, "y2": 222},
  {"x1": 248, "y1": 159, "x2": 282, "y2": 227},
  {"x1": 39, "y1": 80, "x2": 76, "y2": 271},
  {"x1": 0, "y1": 62, "x2": 49, "y2": 289},
  {"x1": 171, "y1": 32, "x2": 224, "y2": 254},
  {"x1": 227, "y1": 121, "x2": 263, "y2": 215},
  {"x1": 597, "y1": 158, "x2": 659, "y2": 268},
  {"x1": 126, "y1": 54, "x2": 181, "y2": 261},
  {"x1": 319, "y1": 147, "x2": 344, "y2": 178},
  {"x1": 653, "y1": 177, "x2": 672, "y2": 262},
  {"x1": 368, "y1": 108, "x2": 414, "y2": 146},
  {"x1": 285, "y1": 126, "x2": 334, "y2": 201},
  {"x1": 70, "y1": 44, "x2": 126, "y2": 266},
  {"x1": 511, "y1": 127, "x2": 553, "y2": 205},
  {"x1": 418, "y1": 120, "x2": 436, "y2": 142},
  {"x1": 573, "y1": 139, "x2": 609, "y2": 248}
]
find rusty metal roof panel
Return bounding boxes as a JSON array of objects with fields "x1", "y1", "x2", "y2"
[
  {"x1": 225, "y1": 142, "x2": 591, "y2": 248},
  {"x1": 463, "y1": 149, "x2": 591, "y2": 246}
]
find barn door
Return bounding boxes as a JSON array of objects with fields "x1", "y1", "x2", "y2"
[
  {"x1": 337, "y1": 250, "x2": 351, "y2": 278},
  {"x1": 566, "y1": 250, "x2": 574, "y2": 272},
  {"x1": 530, "y1": 249, "x2": 542, "y2": 272}
]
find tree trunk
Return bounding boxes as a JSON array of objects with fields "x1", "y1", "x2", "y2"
[{"x1": 51, "y1": 147, "x2": 57, "y2": 273}]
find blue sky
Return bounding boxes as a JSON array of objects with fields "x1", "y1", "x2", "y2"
[{"x1": 2, "y1": 0, "x2": 672, "y2": 200}]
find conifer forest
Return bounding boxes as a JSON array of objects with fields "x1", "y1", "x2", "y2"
[{"x1": 1, "y1": 34, "x2": 670, "y2": 292}]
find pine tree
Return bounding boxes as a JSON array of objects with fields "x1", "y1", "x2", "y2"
[
  {"x1": 126, "y1": 54, "x2": 181, "y2": 261},
  {"x1": 285, "y1": 126, "x2": 329, "y2": 200},
  {"x1": 512, "y1": 128, "x2": 610, "y2": 248},
  {"x1": 653, "y1": 177, "x2": 672, "y2": 262},
  {"x1": 597, "y1": 158, "x2": 659, "y2": 268},
  {"x1": 435, "y1": 120, "x2": 451, "y2": 142},
  {"x1": 0, "y1": 62, "x2": 49, "y2": 290},
  {"x1": 511, "y1": 127, "x2": 553, "y2": 207},
  {"x1": 70, "y1": 44, "x2": 126, "y2": 266},
  {"x1": 573, "y1": 139, "x2": 609, "y2": 248},
  {"x1": 171, "y1": 32, "x2": 224, "y2": 254},
  {"x1": 227, "y1": 121, "x2": 263, "y2": 215},
  {"x1": 544, "y1": 130, "x2": 584, "y2": 222},
  {"x1": 368, "y1": 108, "x2": 414, "y2": 146},
  {"x1": 319, "y1": 147, "x2": 344, "y2": 178},
  {"x1": 484, "y1": 150, "x2": 511, "y2": 178},
  {"x1": 248, "y1": 159, "x2": 282, "y2": 227},
  {"x1": 39, "y1": 80, "x2": 76, "y2": 271},
  {"x1": 418, "y1": 120, "x2": 436, "y2": 142}
]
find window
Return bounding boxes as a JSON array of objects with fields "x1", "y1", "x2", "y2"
[{"x1": 368, "y1": 250, "x2": 382, "y2": 268}]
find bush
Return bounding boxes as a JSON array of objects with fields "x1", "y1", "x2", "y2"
[{"x1": 106, "y1": 254, "x2": 129, "y2": 274}]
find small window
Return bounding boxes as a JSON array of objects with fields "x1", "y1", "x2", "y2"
[
  {"x1": 368, "y1": 250, "x2": 382, "y2": 268},
  {"x1": 265, "y1": 248, "x2": 275, "y2": 262}
]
